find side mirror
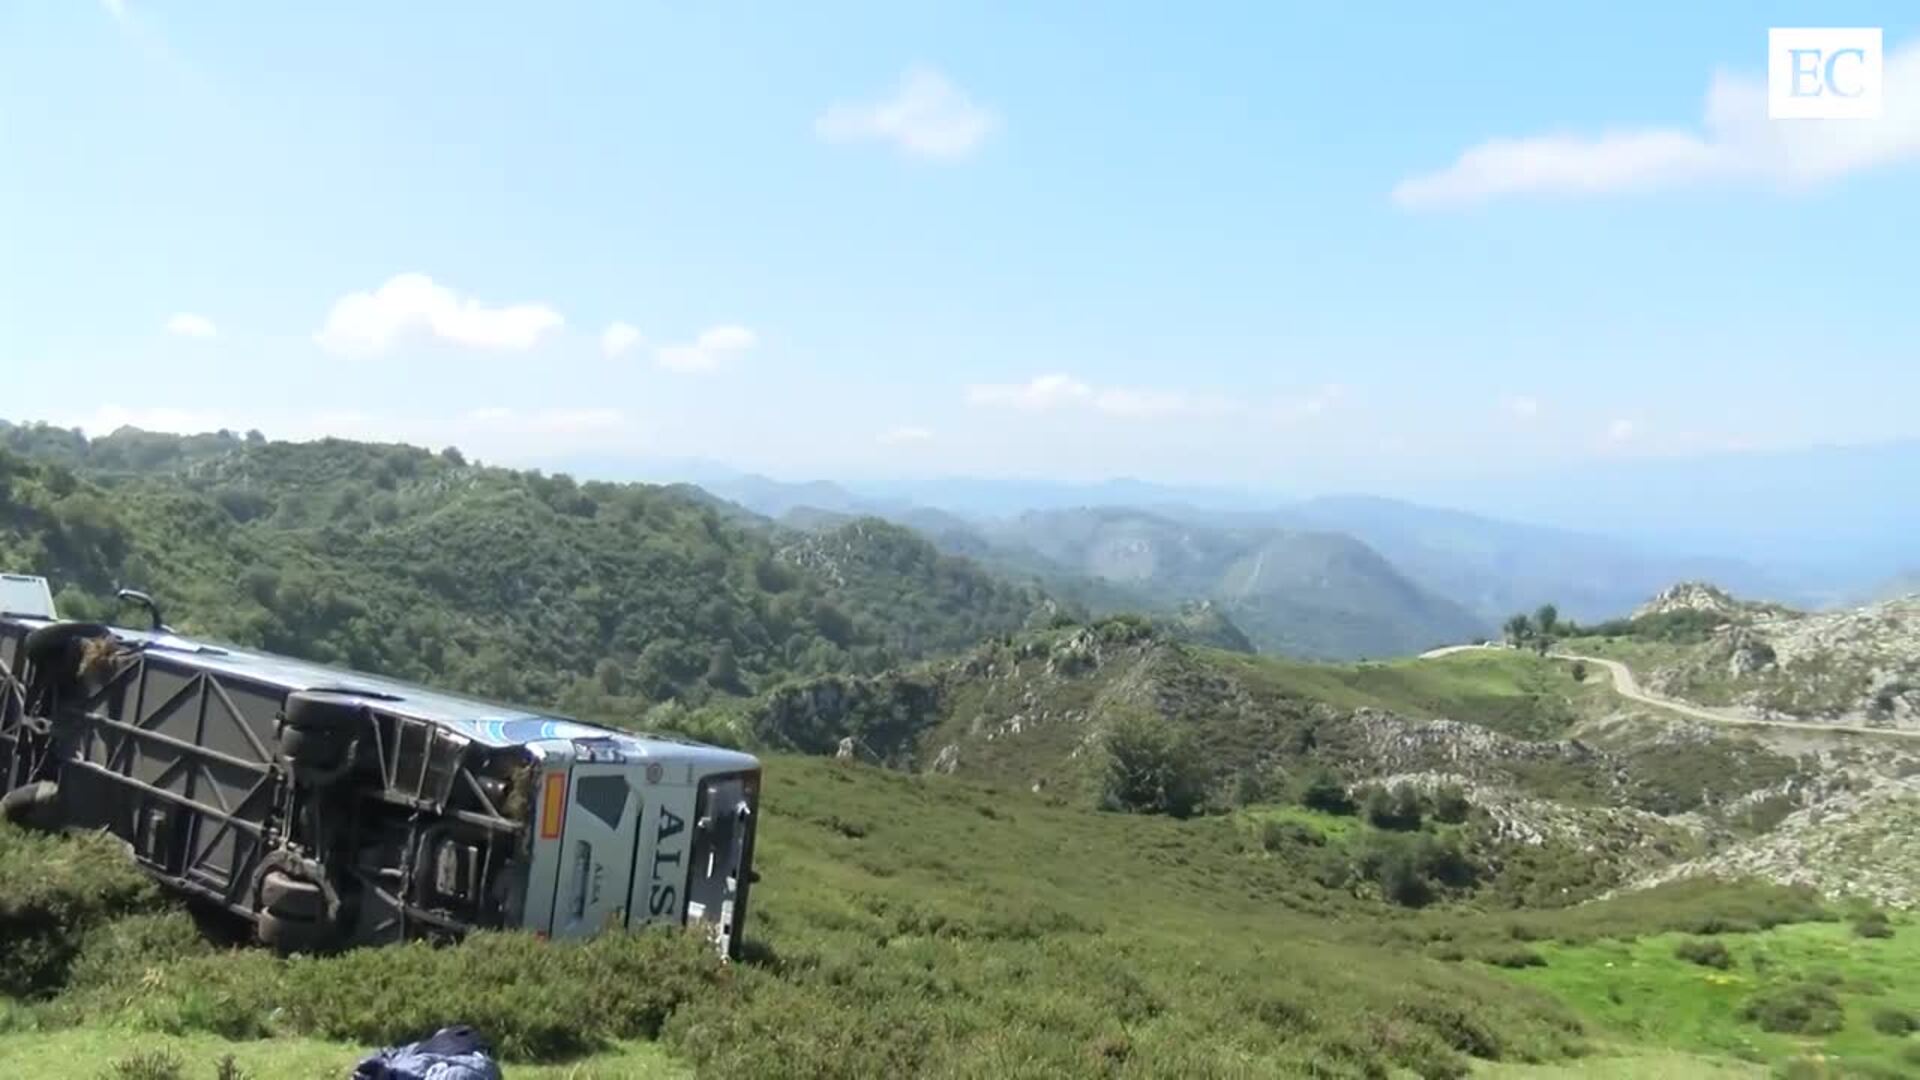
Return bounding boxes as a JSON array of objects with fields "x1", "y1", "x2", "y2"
[{"x1": 115, "y1": 589, "x2": 169, "y2": 633}]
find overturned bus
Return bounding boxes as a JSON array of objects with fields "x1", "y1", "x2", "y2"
[{"x1": 0, "y1": 574, "x2": 760, "y2": 958}]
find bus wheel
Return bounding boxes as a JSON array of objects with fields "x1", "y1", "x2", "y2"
[
  {"x1": 0, "y1": 781, "x2": 59, "y2": 830},
  {"x1": 277, "y1": 691, "x2": 365, "y2": 774}
]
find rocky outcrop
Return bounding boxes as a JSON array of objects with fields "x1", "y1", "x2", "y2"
[
  {"x1": 1631, "y1": 778, "x2": 1920, "y2": 910},
  {"x1": 1633, "y1": 582, "x2": 1744, "y2": 620}
]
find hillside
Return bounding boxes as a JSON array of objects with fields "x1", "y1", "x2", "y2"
[
  {"x1": 1569, "y1": 583, "x2": 1920, "y2": 730},
  {"x1": 0, "y1": 424, "x2": 1051, "y2": 718},
  {"x1": 5, "y1": 751, "x2": 1894, "y2": 1079}
]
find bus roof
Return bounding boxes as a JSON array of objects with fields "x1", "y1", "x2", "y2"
[{"x1": 9, "y1": 616, "x2": 749, "y2": 761}]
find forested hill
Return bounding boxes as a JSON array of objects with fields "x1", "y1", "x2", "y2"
[{"x1": 0, "y1": 423, "x2": 1054, "y2": 720}]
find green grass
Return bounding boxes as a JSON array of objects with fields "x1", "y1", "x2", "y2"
[
  {"x1": 1495, "y1": 919, "x2": 1920, "y2": 1074},
  {"x1": 0, "y1": 1028, "x2": 688, "y2": 1079},
  {"x1": 1472, "y1": 1046, "x2": 1764, "y2": 1077},
  {"x1": 0, "y1": 755, "x2": 1862, "y2": 1079},
  {"x1": 1213, "y1": 649, "x2": 1614, "y2": 741}
]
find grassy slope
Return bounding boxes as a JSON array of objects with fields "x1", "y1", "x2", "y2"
[
  {"x1": 0, "y1": 1029, "x2": 688, "y2": 1080},
  {"x1": 1503, "y1": 920, "x2": 1920, "y2": 1076},
  {"x1": 1209, "y1": 649, "x2": 1619, "y2": 740},
  {"x1": 7, "y1": 753, "x2": 1873, "y2": 1079}
]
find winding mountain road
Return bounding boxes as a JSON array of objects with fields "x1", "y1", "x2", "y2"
[{"x1": 1417, "y1": 644, "x2": 1920, "y2": 740}]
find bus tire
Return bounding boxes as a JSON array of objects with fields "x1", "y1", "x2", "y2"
[
  {"x1": 276, "y1": 724, "x2": 348, "y2": 770},
  {"x1": 282, "y1": 691, "x2": 366, "y2": 734},
  {"x1": 278, "y1": 692, "x2": 365, "y2": 774},
  {"x1": 0, "y1": 781, "x2": 60, "y2": 830}
]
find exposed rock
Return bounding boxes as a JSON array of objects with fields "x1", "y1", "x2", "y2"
[{"x1": 1633, "y1": 581, "x2": 1744, "y2": 620}]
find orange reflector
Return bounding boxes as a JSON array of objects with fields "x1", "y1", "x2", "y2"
[{"x1": 539, "y1": 771, "x2": 567, "y2": 840}]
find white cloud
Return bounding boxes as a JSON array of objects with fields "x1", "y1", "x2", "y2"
[
  {"x1": 653, "y1": 324, "x2": 757, "y2": 375},
  {"x1": 1503, "y1": 395, "x2": 1541, "y2": 419},
  {"x1": 315, "y1": 273, "x2": 564, "y2": 355},
  {"x1": 100, "y1": 0, "x2": 127, "y2": 23},
  {"x1": 878, "y1": 425, "x2": 935, "y2": 445},
  {"x1": 1092, "y1": 388, "x2": 1235, "y2": 418},
  {"x1": 165, "y1": 312, "x2": 217, "y2": 338},
  {"x1": 815, "y1": 67, "x2": 998, "y2": 161},
  {"x1": 965, "y1": 374, "x2": 1094, "y2": 411},
  {"x1": 601, "y1": 321, "x2": 642, "y2": 358},
  {"x1": 1607, "y1": 418, "x2": 1637, "y2": 442},
  {"x1": 1393, "y1": 39, "x2": 1920, "y2": 208},
  {"x1": 696, "y1": 325, "x2": 757, "y2": 351}
]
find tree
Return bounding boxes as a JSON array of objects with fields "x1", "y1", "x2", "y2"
[
  {"x1": 1299, "y1": 768, "x2": 1355, "y2": 815},
  {"x1": 1502, "y1": 613, "x2": 1534, "y2": 646},
  {"x1": 1103, "y1": 713, "x2": 1207, "y2": 818},
  {"x1": 1534, "y1": 603, "x2": 1559, "y2": 637},
  {"x1": 1432, "y1": 783, "x2": 1471, "y2": 824},
  {"x1": 1365, "y1": 783, "x2": 1423, "y2": 831},
  {"x1": 705, "y1": 640, "x2": 743, "y2": 693}
]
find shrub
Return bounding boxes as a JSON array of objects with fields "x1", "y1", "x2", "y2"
[
  {"x1": 0, "y1": 822, "x2": 163, "y2": 996},
  {"x1": 1740, "y1": 982, "x2": 1844, "y2": 1035},
  {"x1": 1299, "y1": 769, "x2": 1355, "y2": 816},
  {"x1": 1479, "y1": 945, "x2": 1546, "y2": 969},
  {"x1": 1363, "y1": 784, "x2": 1422, "y2": 832},
  {"x1": 1672, "y1": 938, "x2": 1733, "y2": 969},
  {"x1": 1101, "y1": 713, "x2": 1208, "y2": 818},
  {"x1": 1431, "y1": 784, "x2": 1471, "y2": 825},
  {"x1": 1261, "y1": 820, "x2": 1326, "y2": 852},
  {"x1": 1853, "y1": 910, "x2": 1895, "y2": 939},
  {"x1": 99, "y1": 1050, "x2": 184, "y2": 1080},
  {"x1": 1871, "y1": 1007, "x2": 1918, "y2": 1036},
  {"x1": 1569, "y1": 661, "x2": 1588, "y2": 683}
]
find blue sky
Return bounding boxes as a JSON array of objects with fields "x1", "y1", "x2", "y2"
[{"x1": 3, "y1": 1, "x2": 1916, "y2": 492}]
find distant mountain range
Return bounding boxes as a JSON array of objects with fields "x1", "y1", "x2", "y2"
[{"x1": 654, "y1": 468, "x2": 1810, "y2": 647}]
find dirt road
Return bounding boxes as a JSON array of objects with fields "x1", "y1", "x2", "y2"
[{"x1": 1416, "y1": 644, "x2": 1920, "y2": 740}]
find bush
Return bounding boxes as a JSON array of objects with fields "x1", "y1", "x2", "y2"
[
  {"x1": 1363, "y1": 784, "x2": 1423, "y2": 832},
  {"x1": 1740, "y1": 982, "x2": 1844, "y2": 1035},
  {"x1": 99, "y1": 1050, "x2": 185, "y2": 1080},
  {"x1": 1101, "y1": 713, "x2": 1208, "y2": 818},
  {"x1": 1853, "y1": 910, "x2": 1895, "y2": 939},
  {"x1": 1261, "y1": 820, "x2": 1326, "y2": 852},
  {"x1": 1673, "y1": 938, "x2": 1733, "y2": 969},
  {"x1": 1299, "y1": 769, "x2": 1355, "y2": 816},
  {"x1": 1431, "y1": 784, "x2": 1471, "y2": 825},
  {"x1": 1479, "y1": 945, "x2": 1546, "y2": 969},
  {"x1": 1871, "y1": 1007, "x2": 1918, "y2": 1036},
  {"x1": 0, "y1": 822, "x2": 163, "y2": 997}
]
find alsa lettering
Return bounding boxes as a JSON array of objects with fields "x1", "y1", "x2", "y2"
[{"x1": 647, "y1": 807, "x2": 685, "y2": 917}]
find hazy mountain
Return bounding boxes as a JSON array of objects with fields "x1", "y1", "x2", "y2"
[
  {"x1": 1413, "y1": 439, "x2": 1920, "y2": 597},
  {"x1": 977, "y1": 507, "x2": 1488, "y2": 660},
  {"x1": 1275, "y1": 495, "x2": 1793, "y2": 624}
]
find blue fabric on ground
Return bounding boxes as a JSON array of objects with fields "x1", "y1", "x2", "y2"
[{"x1": 351, "y1": 1025, "x2": 502, "y2": 1080}]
